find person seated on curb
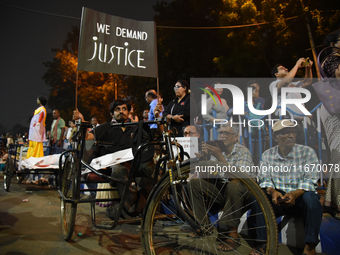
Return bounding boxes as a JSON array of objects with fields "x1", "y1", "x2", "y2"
[
  {"x1": 251, "y1": 119, "x2": 322, "y2": 255},
  {"x1": 189, "y1": 123, "x2": 254, "y2": 252},
  {"x1": 74, "y1": 99, "x2": 156, "y2": 219}
]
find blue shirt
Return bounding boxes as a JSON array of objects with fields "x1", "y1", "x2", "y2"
[
  {"x1": 148, "y1": 98, "x2": 163, "y2": 129},
  {"x1": 254, "y1": 97, "x2": 265, "y2": 108}
]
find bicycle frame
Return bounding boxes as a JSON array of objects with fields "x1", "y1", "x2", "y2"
[{"x1": 58, "y1": 117, "x2": 203, "y2": 232}]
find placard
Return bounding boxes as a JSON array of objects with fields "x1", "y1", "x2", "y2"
[{"x1": 78, "y1": 7, "x2": 158, "y2": 78}]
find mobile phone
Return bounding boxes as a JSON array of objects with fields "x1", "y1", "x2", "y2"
[
  {"x1": 206, "y1": 140, "x2": 227, "y2": 152},
  {"x1": 206, "y1": 141, "x2": 217, "y2": 147},
  {"x1": 277, "y1": 197, "x2": 289, "y2": 203},
  {"x1": 214, "y1": 140, "x2": 227, "y2": 151}
]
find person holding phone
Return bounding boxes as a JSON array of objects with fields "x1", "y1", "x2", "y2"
[
  {"x1": 252, "y1": 120, "x2": 322, "y2": 255},
  {"x1": 189, "y1": 123, "x2": 254, "y2": 252}
]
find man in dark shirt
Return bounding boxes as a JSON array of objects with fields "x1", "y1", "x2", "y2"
[
  {"x1": 91, "y1": 101, "x2": 134, "y2": 157},
  {"x1": 74, "y1": 99, "x2": 155, "y2": 218}
]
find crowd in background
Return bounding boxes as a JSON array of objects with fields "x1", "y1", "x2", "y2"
[{"x1": 1, "y1": 28, "x2": 340, "y2": 255}]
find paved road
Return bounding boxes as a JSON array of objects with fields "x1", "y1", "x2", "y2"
[
  {"x1": 0, "y1": 176, "x2": 144, "y2": 255},
  {"x1": 0, "y1": 174, "x2": 327, "y2": 255}
]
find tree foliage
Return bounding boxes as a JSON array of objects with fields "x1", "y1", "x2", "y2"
[
  {"x1": 154, "y1": 0, "x2": 340, "y2": 79},
  {"x1": 43, "y1": 27, "x2": 131, "y2": 123},
  {"x1": 154, "y1": 0, "x2": 224, "y2": 102},
  {"x1": 42, "y1": 1, "x2": 340, "y2": 120}
]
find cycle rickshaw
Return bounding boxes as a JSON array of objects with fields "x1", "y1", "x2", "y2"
[
  {"x1": 3, "y1": 143, "x2": 60, "y2": 191},
  {"x1": 58, "y1": 117, "x2": 278, "y2": 254}
]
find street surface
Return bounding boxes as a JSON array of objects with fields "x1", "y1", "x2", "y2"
[{"x1": 0, "y1": 174, "x2": 328, "y2": 255}]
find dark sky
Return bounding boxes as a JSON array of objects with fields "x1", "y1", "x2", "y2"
[{"x1": 0, "y1": 0, "x2": 161, "y2": 131}]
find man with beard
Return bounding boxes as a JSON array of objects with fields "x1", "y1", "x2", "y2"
[{"x1": 74, "y1": 99, "x2": 155, "y2": 219}]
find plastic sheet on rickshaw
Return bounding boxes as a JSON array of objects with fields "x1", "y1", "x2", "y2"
[
  {"x1": 82, "y1": 148, "x2": 134, "y2": 174},
  {"x1": 20, "y1": 154, "x2": 62, "y2": 169}
]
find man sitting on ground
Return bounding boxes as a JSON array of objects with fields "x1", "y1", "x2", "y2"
[
  {"x1": 252, "y1": 120, "x2": 322, "y2": 255},
  {"x1": 189, "y1": 123, "x2": 254, "y2": 251}
]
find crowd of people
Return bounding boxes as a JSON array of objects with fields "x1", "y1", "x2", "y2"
[
  {"x1": 1, "y1": 28, "x2": 340, "y2": 255},
  {"x1": 194, "y1": 120, "x2": 322, "y2": 254},
  {"x1": 187, "y1": 29, "x2": 339, "y2": 255}
]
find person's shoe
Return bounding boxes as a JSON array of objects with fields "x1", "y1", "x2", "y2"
[
  {"x1": 106, "y1": 203, "x2": 140, "y2": 220},
  {"x1": 106, "y1": 204, "x2": 119, "y2": 220}
]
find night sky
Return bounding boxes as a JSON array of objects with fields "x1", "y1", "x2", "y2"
[{"x1": 0, "y1": 0, "x2": 160, "y2": 131}]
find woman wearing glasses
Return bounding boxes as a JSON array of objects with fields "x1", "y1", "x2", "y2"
[{"x1": 162, "y1": 79, "x2": 191, "y2": 137}]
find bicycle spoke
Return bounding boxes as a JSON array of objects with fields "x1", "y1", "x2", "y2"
[{"x1": 142, "y1": 161, "x2": 278, "y2": 255}]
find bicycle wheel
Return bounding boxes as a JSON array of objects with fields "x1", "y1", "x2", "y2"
[
  {"x1": 142, "y1": 160, "x2": 278, "y2": 255},
  {"x1": 60, "y1": 152, "x2": 79, "y2": 241},
  {"x1": 3, "y1": 158, "x2": 13, "y2": 192}
]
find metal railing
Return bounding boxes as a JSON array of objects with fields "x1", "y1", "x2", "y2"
[{"x1": 197, "y1": 103, "x2": 326, "y2": 187}]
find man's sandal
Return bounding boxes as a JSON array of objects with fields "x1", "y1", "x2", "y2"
[
  {"x1": 249, "y1": 244, "x2": 267, "y2": 255},
  {"x1": 217, "y1": 236, "x2": 241, "y2": 252}
]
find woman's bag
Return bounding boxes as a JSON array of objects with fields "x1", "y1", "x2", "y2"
[{"x1": 312, "y1": 46, "x2": 340, "y2": 114}]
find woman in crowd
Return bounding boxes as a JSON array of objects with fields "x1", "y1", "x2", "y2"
[
  {"x1": 128, "y1": 105, "x2": 139, "y2": 122},
  {"x1": 320, "y1": 29, "x2": 340, "y2": 219},
  {"x1": 162, "y1": 79, "x2": 190, "y2": 137},
  {"x1": 26, "y1": 96, "x2": 47, "y2": 158}
]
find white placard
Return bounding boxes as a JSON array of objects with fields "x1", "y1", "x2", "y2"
[
  {"x1": 89, "y1": 148, "x2": 134, "y2": 170},
  {"x1": 172, "y1": 137, "x2": 198, "y2": 159}
]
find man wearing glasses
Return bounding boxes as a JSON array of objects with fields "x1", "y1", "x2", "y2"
[
  {"x1": 183, "y1": 125, "x2": 200, "y2": 138},
  {"x1": 189, "y1": 123, "x2": 254, "y2": 251},
  {"x1": 252, "y1": 120, "x2": 322, "y2": 255}
]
